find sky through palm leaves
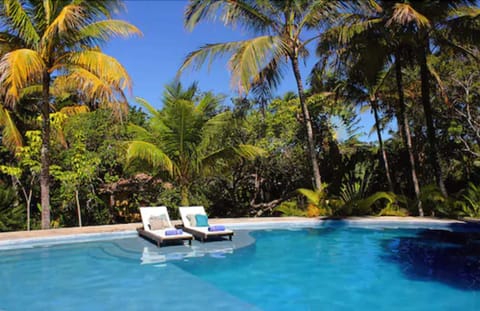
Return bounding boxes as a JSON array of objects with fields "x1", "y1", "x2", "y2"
[{"x1": 104, "y1": 0, "x2": 377, "y2": 141}]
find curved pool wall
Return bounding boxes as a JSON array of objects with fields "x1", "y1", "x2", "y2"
[{"x1": 1, "y1": 218, "x2": 479, "y2": 251}]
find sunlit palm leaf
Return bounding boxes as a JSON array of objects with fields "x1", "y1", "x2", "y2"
[
  {"x1": 234, "y1": 144, "x2": 266, "y2": 160},
  {"x1": 201, "y1": 144, "x2": 265, "y2": 170},
  {"x1": 229, "y1": 35, "x2": 286, "y2": 92},
  {"x1": 56, "y1": 50, "x2": 132, "y2": 91},
  {"x1": 298, "y1": 188, "x2": 321, "y2": 205},
  {"x1": 387, "y1": 3, "x2": 430, "y2": 28},
  {"x1": 55, "y1": 67, "x2": 119, "y2": 104},
  {"x1": 19, "y1": 84, "x2": 42, "y2": 97},
  {"x1": 77, "y1": 19, "x2": 142, "y2": 44},
  {"x1": 185, "y1": 0, "x2": 273, "y2": 33},
  {"x1": 298, "y1": 0, "x2": 336, "y2": 30},
  {"x1": 135, "y1": 97, "x2": 161, "y2": 119},
  {"x1": 0, "y1": 105, "x2": 23, "y2": 151},
  {"x1": 180, "y1": 41, "x2": 243, "y2": 73},
  {"x1": 3, "y1": 0, "x2": 40, "y2": 46},
  {"x1": 0, "y1": 48, "x2": 45, "y2": 105},
  {"x1": 41, "y1": 4, "x2": 85, "y2": 50},
  {"x1": 126, "y1": 140, "x2": 173, "y2": 173},
  {"x1": 127, "y1": 123, "x2": 156, "y2": 143}
]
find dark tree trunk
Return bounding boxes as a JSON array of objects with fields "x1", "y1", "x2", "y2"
[
  {"x1": 371, "y1": 99, "x2": 394, "y2": 192},
  {"x1": 40, "y1": 71, "x2": 51, "y2": 229},
  {"x1": 419, "y1": 43, "x2": 448, "y2": 198},
  {"x1": 75, "y1": 189, "x2": 82, "y2": 227},
  {"x1": 291, "y1": 56, "x2": 322, "y2": 190},
  {"x1": 395, "y1": 55, "x2": 424, "y2": 216}
]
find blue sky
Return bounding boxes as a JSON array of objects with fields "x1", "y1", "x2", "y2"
[{"x1": 104, "y1": 0, "x2": 377, "y2": 140}]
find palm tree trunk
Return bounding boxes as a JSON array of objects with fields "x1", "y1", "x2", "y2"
[
  {"x1": 180, "y1": 185, "x2": 189, "y2": 206},
  {"x1": 419, "y1": 44, "x2": 448, "y2": 198},
  {"x1": 395, "y1": 56, "x2": 423, "y2": 216},
  {"x1": 290, "y1": 56, "x2": 322, "y2": 190},
  {"x1": 40, "y1": 71, "x2": 51, "y2": 229},
  {"x1": 371, "y1": 99, "x2": 394, "y2": 192}
]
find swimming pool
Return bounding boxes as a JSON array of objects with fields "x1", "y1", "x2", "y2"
[{"x1": 1, "y1": 221, "x2": 479, "y2": 310}]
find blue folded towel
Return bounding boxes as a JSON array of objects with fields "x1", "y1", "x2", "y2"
[
  {"x1": 208, "y1": 225, "x2": 225, "y2": 232},
  {"x1": 165, "y1": 229, "x2": 183, "y2": 236}
]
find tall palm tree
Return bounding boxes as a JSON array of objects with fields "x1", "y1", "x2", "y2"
[
  {"x1": 382, "y1": 0, "x2": 478, "y2": 198},
  {"x1": 179, "y1": 0, "x2": 340, "y2": 191},
  {"x1": 0, "y1": 0, "x2": 141, "y2": 228},
  {"x1": 322, "y1": 0, "x2": 478, "y2": 214},
  {"x1": 319, "y1": 1, "x2": 423, "y2": 213},
  {"x1": 127, "y1": 82, "x2": 264, "y2": 206}
]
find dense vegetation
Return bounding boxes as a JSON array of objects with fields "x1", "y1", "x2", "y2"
[{"x1": 0, "y1": 0, "x2": 479, "y2": 231}]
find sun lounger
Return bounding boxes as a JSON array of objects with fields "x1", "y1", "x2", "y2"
[
  {"x1": 179, "y1": 206, "x2": 234, "y2": 242},
  {"x1": 138, "y1": 206, "x2": 193, "y2": 247}
]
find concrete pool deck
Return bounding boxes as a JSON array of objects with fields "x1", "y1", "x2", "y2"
[{"x1": 0, "y1": 216, "x2": 476, "y2": 242}]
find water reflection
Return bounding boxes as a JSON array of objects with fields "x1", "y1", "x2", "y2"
[{"x1": 382, "y1": 229, "x2": 480, "y2": 290}]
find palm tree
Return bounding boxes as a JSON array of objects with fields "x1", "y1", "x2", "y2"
[
  {"x1": 321, "y1": 0, "x2": 478, "y2": 214},
  {"x1": 179, "y1": 0, "x2": 340, "y2": 191},
  {"x1": 0, "y1": 0, "x2": 141, "y2": 228},
  {"x1": 318, "y1": 2, "x2": 421, "y2": 211},
  {"x1": 127, "y1": 82, "x2": 264, "y2": 206},
  {"x1": 382, "y1": 0, "x2": 478, "y2": 198}
]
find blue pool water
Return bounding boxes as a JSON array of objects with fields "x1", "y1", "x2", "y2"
[{"x1": 1, "y1": 226, "x2": 479, "y2": 310}]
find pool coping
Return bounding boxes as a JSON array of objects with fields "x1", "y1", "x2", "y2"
[{"x1": 0, "y1": 216, "x2": 478, "y2": 250}]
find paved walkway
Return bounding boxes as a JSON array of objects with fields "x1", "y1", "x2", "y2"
[{"x1": 0, "y1": 216, "x2": 470, "y2": 242}]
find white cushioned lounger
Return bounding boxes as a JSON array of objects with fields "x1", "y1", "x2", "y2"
[
  {"x1": 179, "y1": 206, "x2": 234, "y2": 242},
  {"x1": 138, "y1": 206, "x2": 192, "y2": 247}
]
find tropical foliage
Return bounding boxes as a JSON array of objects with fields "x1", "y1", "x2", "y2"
[{"x1": 0, "y1": 0, "x2": 479, "y2": 231}]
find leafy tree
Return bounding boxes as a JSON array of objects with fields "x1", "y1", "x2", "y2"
[
  {"x1": 0, "y1": 0, "x2": 141, "y2": 228},
  {"x1": 52, "y1": 136, "x2": 100, "y2": 227},
  {"x1": 0, "y1": 184, "x2": 24, "y2": 231},
  {"x1": 0, "y1": 130, "x2": 40, "y2": 230}
]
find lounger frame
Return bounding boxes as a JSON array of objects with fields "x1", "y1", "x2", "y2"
[
  {"x1": 181, "y1": 226, "x2": 233, "y2": 242},
  {"x1": 138, "y1": 206, "x2": 193, "y2": 247},
  {"x1": 137, "y1": 227, "x2": 192, "y2": 247},
  {"x1": 179, "y1": 206, "x2": 234, "y2": 242}
]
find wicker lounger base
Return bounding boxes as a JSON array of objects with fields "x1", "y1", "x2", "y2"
[
  {"x1": 182, "y1": 227, "x2": 234, "y2": 242},
  {"x1": 137, "y1": 228, "x2": 193, "y2": 247}
]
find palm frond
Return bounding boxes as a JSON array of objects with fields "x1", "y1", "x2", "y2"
[
  {"x1": 185, "y1": 0, "x2": 274, "y2": 33},
  {"x1": 0, "y1": 31, "x2": 26, "y2": 54},
  {"x1": 54, "y1": 67, "x2": 119, "y2": 104},
  {"x1": 298, "y1": 188, "x2": 322, "y2": 205},
  {"x1": 134, "y1": 97, "x2": 161, "y2": 119},
  {"x1": 179, "y1": 40, "x2": 243, "y2": 74},
  {"x1": 235, "y1": 144, "x2": 266, "y2": 160},
  {"x1": 19, "y1": 83, "x2": 42, "y2": 97},
  {"x1": 126, "y1": 140, "x2": 173, "y2": 173},
  {"x1": 251, "y1": 55, "x2": 283, "y2": 95},
  {"x1": 40, "y1": 4, "x2": 86, "y2": 51},
  {"x1": 3, "y1": 0, "x2": 40, "y2": 46},
  {"x1": 201, "y1": 144, "x2": 265, "y2": 169},
  {"x1": 56, "y1": 50, "x2": 132, "y2": 91},
  {"x1": 427, "y1": 58, "x2": 449, "y2": 105},
  {"x1": 58, "y1": 105, "x2": 90, "y2": 116},
  {"x1": 0, "y1": 48, "x2": 45, "y2": 105},
  {"x1": 127, "y1": 123, "x2": 155, "y2": 143},
  {"x1": 228, "y1": 35, "x2": 286, "y2": 93},
  {"x1": 387, "y1": 3, "x2": 430, "y2": 28},
  {"x1": 298, "y1": 0, "x2": 337, "y2": 31},
  {"x1": 77, "y1": 19, "x2": 142, "y2": 45},
  {"x1": 0, "y1": 105, "x2": 23, "y2": 151}
]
